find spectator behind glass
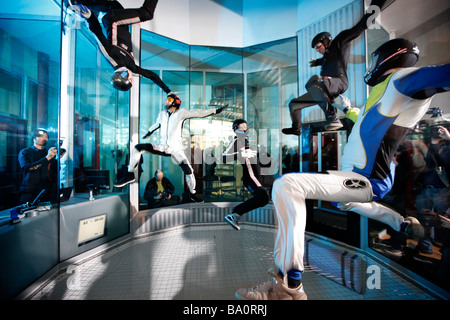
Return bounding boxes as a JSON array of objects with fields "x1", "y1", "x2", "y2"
[
  {"x1": 143, "y1": 169, "x2": 181, "y2": 208},
  {"x1": 18, "y1": 128, "x2": 58, "y2": 205},
  {"x1": 415, "y1": 125, "x2": 450, "y2": 254}
]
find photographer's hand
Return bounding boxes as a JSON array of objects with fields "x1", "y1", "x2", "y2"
[
  {"x1": 46, "y1": 147, "x2": 58, "y2": 160},
  {"x1": 143, "y1": 131, "x2": 152, "y2": 139},
  {"x1": 438, "y1": 126, "x2": 450, "y2": 140},
  {"x1": 440, "y1": 215, "x2": 450, "y2": 229}
]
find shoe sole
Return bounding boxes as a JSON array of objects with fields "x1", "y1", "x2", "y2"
[
  {"x1": 235, "y1": 290, "x2": 307, "y2": 300},
  {"x1": 281, "y1": 130, "x2": 301, "y2": 136},
  {"x1": 225, "y1": 217, "x2": 240, "y2": 230},
  {"x1": 190, "y1": 197, "x2": 204, "y2": 203},
  {"x1": 324, "y1": 125, "x2": 343, "y2": 131},
  {"x1": 114, "y1": 179, "x2": 135, "y2": 188}
]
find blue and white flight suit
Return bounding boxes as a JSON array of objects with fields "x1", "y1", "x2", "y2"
[{"x1": 272, "y1": 64, "x2": 450, "y2": 275}]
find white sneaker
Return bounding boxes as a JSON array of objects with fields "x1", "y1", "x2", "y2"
[
  {"x1": 403, "y1": 217, "x2": 425, "y2": 239},
  {"x1": 235, "y1": 269, "x2": 307, "y2": 300}
]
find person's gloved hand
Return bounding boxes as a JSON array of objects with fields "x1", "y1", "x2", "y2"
[
  {"x1": 69, "y1": 4, "x2": 91, "y2": 19},
  {"x1": 332, "y1": 95, "x2": 352, "y2": 113},
  {"x1": 215, "y1": 104, "x2": 229, "y2": 114},
  {"x1": 240, "y1": 149, "x2": 257, "y2": 159},
  {"x1": 142, "y1": 131, "x2": 152, "y2": 139}
]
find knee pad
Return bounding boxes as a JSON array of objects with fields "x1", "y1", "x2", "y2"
[{"x1": 135, "y1": 143, "x2": 153, "y2": 153}]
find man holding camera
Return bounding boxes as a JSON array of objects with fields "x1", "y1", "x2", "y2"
[
  {"x1": 18, "y1": 128, "x2": 59, "y2": 205},
  {"x1": 143, "y1": 169, "x2": 179, "y2": 208}
]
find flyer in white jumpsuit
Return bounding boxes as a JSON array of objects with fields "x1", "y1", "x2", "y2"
[{"x1": 128, "y1": 107, "x2": 217, "y2": 194}]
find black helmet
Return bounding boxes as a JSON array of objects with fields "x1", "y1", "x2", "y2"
[
  {"x1": 166, "y1": 92, "x2": 181, "y2": 109},
  {"x1": 364, "y1": 38, "x2": 419, "y2": 86},
  {"x1": 232, "y1": 119, "x2": 247, "y2": 131},
  {"x1": 311, "y1": 32, "x2": 332, "y2": 48},
  {"x1": 111, "y1": 67, "x2": 132, "y2": 91}
]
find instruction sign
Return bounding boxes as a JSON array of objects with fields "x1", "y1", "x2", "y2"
[{"x1": 77, "y1": 214, "x2": 106, "y2": 245}]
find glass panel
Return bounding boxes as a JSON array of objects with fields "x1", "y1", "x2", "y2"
[
  {"x1": 71, "y1": 26, "x2": 129, "y2": 197},
  {"x1": 365, "y1": 24, "x2": 450, "y2": 292},
  {"x1": 190, "y1": 46, "x2": 244, "y2": 202},
  {"x1": 139, "y1": 31, "x2": 190, "y2": 209},
  {"x1": 244, "y1": 38, "x2": 299, "y2": 188},
  {"x1": 58, "y1": 4, "x2": 130, "y2": 261},
  {"x1": 138, "y1": 33, "x2": 298, "y2": 206},
  {"x1": 0, "y1": 1, "x2": 61, "y2": 299}
]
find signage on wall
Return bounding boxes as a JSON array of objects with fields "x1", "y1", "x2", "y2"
[{"x1": 77, "y1": 214, "x2": 106, "y2": 246}]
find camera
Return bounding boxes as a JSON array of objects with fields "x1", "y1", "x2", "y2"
[{"x1": 58, "y1": 139, "x2": 66, "y2": 157}]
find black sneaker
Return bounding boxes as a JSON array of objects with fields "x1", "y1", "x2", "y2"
[
  {"x1": 324, "y1": 116, "x2": 343, "y2": 131},
  {"x1": 282, "y1": 127, "x2": 302, "y2": 136},
  {"x1": 190, "y1": 193, "x2": 204, "y2": 203},
  {"x1": 114, "y1": 172, "x2": 135, "y2": 187}
]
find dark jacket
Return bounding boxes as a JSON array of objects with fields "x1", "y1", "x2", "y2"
[
  {"x1": 18, "y1": 146, "x2": 57, "y2": 202},
  {"x1": 143, "y1": 177, "x2": 175, "y2": 202},
  {"x1": 312, "y1": 0, "x2": 388, "y2": 91}
]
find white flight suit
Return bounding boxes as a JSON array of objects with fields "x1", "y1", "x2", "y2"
[
  {"x1": 273, "y1": 65, "x2": 449, "y2": 275},
  {"x1": 128, "y1": 107, "x2": 217, "y2": 194}
]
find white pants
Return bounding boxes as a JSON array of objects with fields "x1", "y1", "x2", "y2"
[
  {"x1": 128, "y1": 144, "x2": 196, "y2": 194},
  {"x1": 272, "y1": 170, "x2": 405, "y2": 274}
]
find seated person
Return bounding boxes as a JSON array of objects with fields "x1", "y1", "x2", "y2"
[{"x1": 143, "y1": 169, "x2": 180, "y2": 208}]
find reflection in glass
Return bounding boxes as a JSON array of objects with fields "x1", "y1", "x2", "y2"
[
  {"x1": 70, "y1": 21, "x2": 129, "y2": 196},
  {"x1": 0, "y1": 1, "x2": 62, "y2": 300},
  {"x1": 138, "y1": 32, "x2": 298, "y2": 207},
  {"x1": 0, "y1": 18, "x2": 61, "y2": 209}
]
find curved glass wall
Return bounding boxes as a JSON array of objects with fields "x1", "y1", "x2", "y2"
[{"x1": 138, "y1": 31, "x2": 298, "y2": 210}]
